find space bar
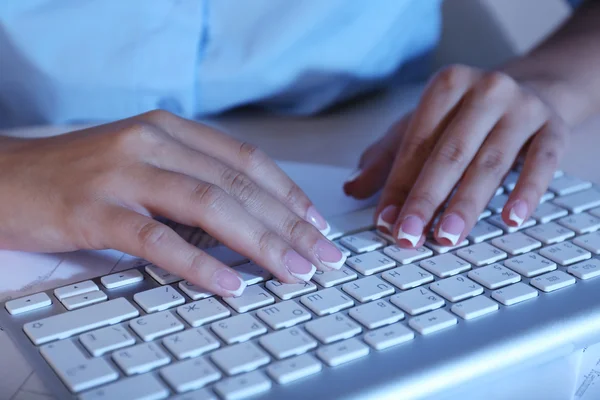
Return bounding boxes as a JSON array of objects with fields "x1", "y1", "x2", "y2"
[{"x1": 24, "y1": 298, "x2": 139, "y2": 345}]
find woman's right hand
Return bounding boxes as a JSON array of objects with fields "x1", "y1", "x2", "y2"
[{"x1": 0, "y1": 110, "x2": 346, "y2": 296}]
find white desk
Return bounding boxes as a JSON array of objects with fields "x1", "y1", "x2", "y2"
[{"x1": 1, "y1": 83, "x2": 599, "y2": 400}]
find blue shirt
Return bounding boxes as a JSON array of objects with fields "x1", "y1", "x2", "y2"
[{"x1": 0, "y1": 1, "x2": 442, "y2": 127}]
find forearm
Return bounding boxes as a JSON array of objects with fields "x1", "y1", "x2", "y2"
[{"x1": 502, "y1": 0, "x2": 600, "y2": 127}]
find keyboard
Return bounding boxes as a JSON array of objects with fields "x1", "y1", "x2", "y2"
[{"x1": 4, "y1": 170, "x2": 600, "y2": 400}]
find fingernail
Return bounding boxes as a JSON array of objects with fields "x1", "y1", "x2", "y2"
[
  {"x1": 345, "y1": 168, "x2": 362, "y2": 184},
  {"x1": 438, "y1": 214, "x2": 464, "y2": 246},
  {"x1": 306, "y1": 205, "x2": 330, "y2": 236},
  {"x1": 377, "y1": 205, "x2": 398, "y2": 232},
  {"x1": 398, "y1": 215, "x2": 423, "y2": 247},
  {"x1": 509, "y1": 200, "x2": 528, "y2": 226},
  {"x1": 284, "y1": 250, "x2": 316, "y2": 281},
  {"x1": 315, "y1": 239, "x2": 346, "y2": 270},
  {"x1": 215, "y1": 269, "x2": 247, "y2": 297}
]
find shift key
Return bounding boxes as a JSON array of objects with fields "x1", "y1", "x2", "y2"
[{"x1": 24, "y1": 298, "x2": 139, "y2": 345}]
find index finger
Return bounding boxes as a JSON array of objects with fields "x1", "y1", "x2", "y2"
[{"x1": 142, "y1": 110, "x2": 330, "y2": 235}]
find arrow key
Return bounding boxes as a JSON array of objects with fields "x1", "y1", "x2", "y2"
[
  {"x1": 62, "y1": 290, "x2": 108, "y2": 311},
  {"x1": 5, "y1": 292, "x2": 52, "y2": 315}
]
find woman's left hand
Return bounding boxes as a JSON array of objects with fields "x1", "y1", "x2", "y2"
[{"x1": 344, "y1": 64, "x2": 570, "y2": 248}]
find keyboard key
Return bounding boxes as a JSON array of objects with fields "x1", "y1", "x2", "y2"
[
  {"x1": 134, "y1": 285, "x2": 185, "y2": 313},
  {"x1": 163, "y1": 327, "x2": 220, "y2": 360},
  {"x1": 503, "y1": 171, "x2": 520, "y2": 192},
  {"x1": 420, "y1": 254, "x2": 471, "y2": 278},
  {"x1": 558, "y1": 213, "x2": 600, "y2": 234},
  {"x1": 130, "y1": 311, "x2": 184, "y2": 342},
  {"x1": 211, "y1": 314, "x2": 267, "y2": 344},
  {"x1": 145, "y1": 265, "x2": 182, "y2": 285},
  {"x1": 524, "y1": 222, "x2": 575, "y2": 245},
  {"x1": 300, "y1": 288, "x2": 354, "y2": 316},
  {"x1": 259, "y1": 327, "x2": 318, "y2": 359},
  {"x1": 41, "y1": 339, "x2": 118, "y2": 392},
  {"x1": 549, "y1": 175, "x2": 591, "y2": 196},
  {"x1": 305, "y1": 314, "x2": 362, "y2": 344},
  {"x1": 530, "y1": 270, "x2": 576, "y2": 292},
  {"x1": 390, "y1": 287, "x2": 445, "y2": 315},
  {"x1": 264, "y1": 280, "x2": 316, "y2": 300},
  {"x1": 5, "y1": 292, "x2": 52, "y2": 315},
  {"x1": 24, "y1": 298, "x2": 139, "y2": 345},
  {"x1": 383, "y1": 245, "x2": 433, "y2": 265},
  {"x1": 211, "y1": 342, "x2": 270, "y2": 376},
  {"x1": 267, "y1": 354, "x2": 322, "y2": 384},
  {"x1": 255, "y1": 301, "x2": 311, "y2": 330},
  {"x1": 160, "y1": 357, "x2": 221, "y2": 393},
  {"x1": 213, "y1": 371, "x2": 272, "y2": 400},
  {"x1": 342, "y1": 276, "x2": 395, "y2": 303},
  {"x1": 487, "y1": 194, "x2": 509, "y2": 213},
  {"x1": 62, "y1": 290, "x2": 108, "y2": 311},
  {"x1": 101, "y1": 269, "x2": 144, "y2": 289},
  {"x1": 382, "y1": 264, "x2": 434, "y2": 289},
  {"x1": 316, "y1": 338, "x2": 370, "y2": 367},
  {"x1": 468, "y1": 263, "x2": 521, "y2": 289},
  {"x1": 491, "y1": 232, "x2": 541, "y2": 255},
  {"x1": 177, "y1": 298, "x2": 230, "y2": 327},
  {"x1": 363, "y1": 323, "x2": 415, "y2": 350},
  {"x1": 178, "y1": 281, "x2": 213, "y2": 301},
  {"x1": 172, "y1": 388, "x2": 216, "y2": 400},
  {"x1": 409, "y1": 309, "x2": 457, "y2": 335},
  {"x1": 112, "y1": 343, "x2": 171, "y2": 375},
  {"x1": 425, "y1": 239, "x2": 469, "y2": 254},
  {"x1": 504, "y1": 253, "x2": 556, "y2": 277},
  {"x1": 574, "y1": 231, "x2": 600, "y2": 254},
  {"x1": 429, "y1": 275, "x2": 484, "y2": 302},
  {"x1": 567, "y1": 259, "x2": 600, "y2": 280},
  {"x1": 312, "y1": 267, "x2": 357, "y2": 288},
  {"x1": 346, "y1": 251, "x2": 396, "y2": 275},
  {"x1": 79, "y1": 374, "x2": 169, "y2": 400},
  {"x1": 349, "y1": 299, "x2": 404, "y2": 329},
  {"x1": 451, "y1": 296, "x2": 499, "y2": 320},
  {"x1": 467, "y1": 221, "x2": 503, "y2": 243},
  {"x1": 479, "y1": 209, "x2": 493, "y2": 220},
  {"x1": 487, "y1": 214, "x2": 536, "y2": 233},
  {"x1": 326, "y1": 224, "x2": 344, "y2": 240},
  {"x1": 456, "y1": 243, "x2": 507, "y2": 267},
  {"x1": 234, "y1": 262, "x2": 271, "y2": 285},
  {"x1": 339, "y1": 231, "x2": 387, "y2": 253},
  {"x1": 334, "y1": 241, "x2": 352, "y2": 257},
  {"x1": 539, "y1": 242, "x2": 591, "y2": 266},
  {"x1": 492, "y1": 283, "x2": 539, "y2": 306},
  {"x1": 79, "y1": 325, "x2": 136, "y2": 357},
  {"x1": 541, "y1": 191, "x2": 556, "y2": 203},
  {"x1": 223, "y1": 285, "x2": 274, "y2": 313},
  {"x1": 531, "y1": 203, "x2": 568, "y2": 224},
  {"x1": 553, "y1": 188, "x2": 600, "y2": 213},
  {"x1": 205, "y1": 245, "x2": 248, "y2": 267},
  {"x1": 54, "y1": 280, "x2": 99, "y2": 301}
]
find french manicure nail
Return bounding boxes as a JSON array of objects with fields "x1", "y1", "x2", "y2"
[
  {"x1": 315, "y1": 239, "x2": 346, "y2": 270},
  {"x1": 377, "y1": 205, "x2": 398, "y2": 232},
  {"x1": 398, "y1": 215, "x2": 423, "y2": 247},
  {"x1": 438, "y1": 213, "x2": 465, "y2": 246},
  {"x1": 345, "y1": 168, "x2": 362, "y2": 184},
  {"x1": 306, "y1": 205, "x2": 330, "y2": 236},
  {"x1": 215, "y1": 269, "x2": 247, "y2": 297},
  {"x1": 284, "y1": 250, "x2": 316, "y2": 281},
  {"x1": 509, "y1": 200, "x2": 528, "y2": 226}
]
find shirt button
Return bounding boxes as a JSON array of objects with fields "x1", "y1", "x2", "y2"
[{"x1": 157, "y1": 97, "x2": 183, "y2": 114}]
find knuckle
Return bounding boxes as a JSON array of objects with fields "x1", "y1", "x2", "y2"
[
  {"x1": 434, "y1": 138, "x2": 467, "y2": 166},
  {"x1": 141, "y1": 109, "x2": 177, "y2": 125},
  {"x1": 477, "y1": 147, "x2": 508, "y2": 175},
  {"x1": 255, "y1": 229, "x2": 277, "y2": 256},
  {"x1": 519, "y1": 91, "x2": 547, "y2": 118},
  {"x1": 191, "y1": 183, "x2": 225, "y2": 211},
  {"x1": 477, "y1": 71, "x2": 515, "y2": 98},
  {"x1": 238, "y1": 142, "x2": 267, "y2": 171},
  {"x1": 283, "y1": 217, "x2": 312, "y2": 243},
  {"x1": 118, "y1": 121, "x2": 164, "y2": 152},
  {"x1": 283, "y1": 184, "x2": 308, "y2": 209},
  {"x1": 404, "y1": 136, "x2": 435, "y2": 156},
  {"x1": 136, "y1": 221, "x2": 169, "y2": 252},
  {"x1": 434, "y1": 64, "x2": 472, "y2": 90},
  {"x1": 222, "y1": 169, "x2": 260, "y2": 206},
  {"x1": 408, "y1": 191, "x2": 438, "y2": 212},
  {"x1": 384, "y1": 182, "x2": 411, "y2": 204},
  {"x1": 184, "y1": 252, "x2": 209, "y2": 279}
]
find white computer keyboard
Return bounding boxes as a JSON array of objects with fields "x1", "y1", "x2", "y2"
[{"x1": 3, "y1": 170, "x2": 600, "y2": 400}]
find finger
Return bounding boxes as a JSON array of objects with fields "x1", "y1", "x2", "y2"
[
  {"x1": 503, "y1": 119, "x2": 568, "y2": 227},
  {"x1": 393, "y1": 71, "x2": 515, "y2": 247},
  {"x1": 137, "y1": 167, "x2": 320, "y2": 283},
  {"x1": 434, "y1": 99, "x2": 548, "y2": 245},
  {"x1": 343, "y1": 114, "x2": 410, "y2": 199},
  {"x1": 375, "y1": 66, "x2": 480, "y2": 232},
  {"x1": 141, "y1": 110, "x2": 331, "y2": 235},
  {"x1": 145, "y1": 139, "x2": 346, "y2": 271},
  {"x1": 102, "y1": 207, "x2": 247, "y2": 297}
]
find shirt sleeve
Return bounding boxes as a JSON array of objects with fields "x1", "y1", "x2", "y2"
[{"x1": 0, "y1": 1, "x2": 205, "y2": 127}]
